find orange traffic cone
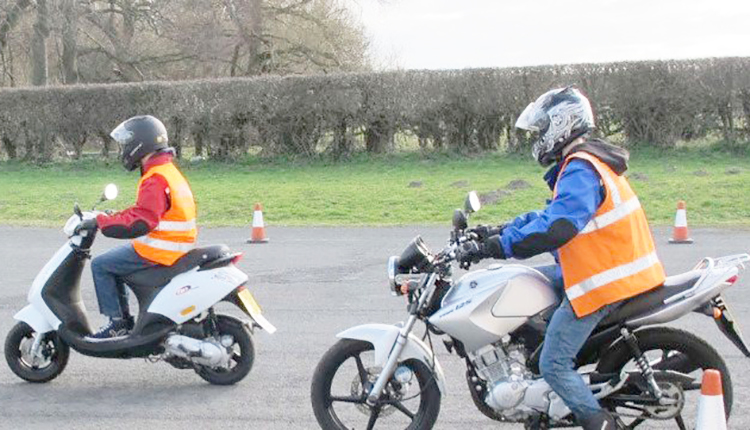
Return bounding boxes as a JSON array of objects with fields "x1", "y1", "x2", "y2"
[
  {"x1": 669, "y1": 200, "x2": 693, "y2": 244},
  {"x1": 247, "y1": 203, "x2": 269, "y2": 244},
  {"x1": 695, "y1": 369, "x2": 727, "y2": 430}
]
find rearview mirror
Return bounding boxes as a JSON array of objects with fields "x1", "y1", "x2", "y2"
[
  {"x1": 102, "y1": 183, "x2": 118, "y2": 201},
  {"x1": 452, "y1": 209, "x2": 468, "y2": 231},
  {"x1": 465, "y1": 191, "x2": 481, "y2": 213}
]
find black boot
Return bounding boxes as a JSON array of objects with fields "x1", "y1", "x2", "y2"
[{"x1": 579, "y1": 410, "x2": 617, "y2": 430}]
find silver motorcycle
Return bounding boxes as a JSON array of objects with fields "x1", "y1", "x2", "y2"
[{"x1": 310, "y1": 191, "x2": 750, "y2": 429}]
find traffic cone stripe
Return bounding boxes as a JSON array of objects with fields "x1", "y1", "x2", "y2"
[
  {"x1": 674, "y1": 209, "x2": 687, "y2": 227},
  {"x1": 252, "y1": 210, "x2": 264, "y2": 228}
]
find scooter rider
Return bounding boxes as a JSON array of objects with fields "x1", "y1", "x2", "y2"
[
  {"x1": 77, "y1": 115, "x2": 197, "y2": 339},
  {"x1": 457, "y1": 87, "x2": 666, "y2": 429}
]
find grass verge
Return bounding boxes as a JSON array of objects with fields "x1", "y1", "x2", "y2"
[{"x1": 1, "y1": 149, "x2": 749, "y2": 227}]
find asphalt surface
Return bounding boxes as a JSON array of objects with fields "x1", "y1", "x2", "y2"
[{"x1": 1, "y1": 225, "x2": 749, "y2": 429}]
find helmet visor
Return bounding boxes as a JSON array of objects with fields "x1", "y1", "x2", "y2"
[{"x1": 110, "y1": 121, "x2": 134, "y2": 147}]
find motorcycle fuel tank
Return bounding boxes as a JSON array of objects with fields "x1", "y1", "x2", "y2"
[{"x1": 428, "y1": 265, "x2": 558, "y2": 352}]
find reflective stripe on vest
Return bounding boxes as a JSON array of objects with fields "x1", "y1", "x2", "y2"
[
  {"x1": 134, "y1": 236, "x2": 195, "y2": 253},
  {"x1": 557, "y1": 151, "x2": 665, "y2": 317},
  {"x1": 580, "y1": 196, "x2": 641, "y2": 234},
  {"x1": 566, "y1": 251, "x2": 660, "y2": 300},
  {"x1": 155, "y1": 219, "x2": 197, "y2": 232},
  {"x1": 132, "y1": 161, "x2": 197, "y2": 266}
]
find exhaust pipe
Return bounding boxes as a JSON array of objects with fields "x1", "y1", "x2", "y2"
[{"x1": 164, "y1": 334, "x2": 229, "y2": 368}]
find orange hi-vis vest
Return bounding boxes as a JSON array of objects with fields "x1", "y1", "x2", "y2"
[
  {"x1": 132, "y1": 162, "x2": 197, "y2": 266},
  {"x1": 556, "y1": 152, "x2": 665, "y2": 317}
]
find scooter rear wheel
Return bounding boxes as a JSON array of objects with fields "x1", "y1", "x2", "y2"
[
  {"x1": 5, "y1": 322, "x2": 70, "y2": 383},
  {"x1": 195, "y1": 315, "x2": 255, "y2": 385}
]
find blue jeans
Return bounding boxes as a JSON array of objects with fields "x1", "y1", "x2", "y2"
[
  {"x1": 91, "y1": 244, "x2": 155, "y2": 318},
  {"x1": 536, "y1": 264, "x2": 618, "y2": 421}
]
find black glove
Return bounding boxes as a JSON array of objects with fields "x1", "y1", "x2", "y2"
[
  {"x1": 74, "y1": 218, "x2": 98, "y2": 235},
  {"x1": 482, "y1": 234, "x2": 506, "y2": 259},
  {"x1": 468, "y1": 224, "x2": 506, "y2": 241},
  {"x1": 456, "y1": 235, "x2": 506, "y2": 266},
  {"x1": 456, "y1": 240, "x2": 483, "y2": 265}
]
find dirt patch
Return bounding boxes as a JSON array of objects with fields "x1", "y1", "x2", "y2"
[
  {"x1": 408, "y1": 181, "x2": 423, "y2": 188},
  {"x1": 450, "y1": 180, "x2": 469, "y2": 188},
  {"x1": 479, "y1": 189, "x2": 511, "y2": 205},
  {"x1": 506, "y1": 179, "x2": 531, "y2": 190},
  {"x1": 725, "y1": 167, "x2": 742, "y2": 175}
]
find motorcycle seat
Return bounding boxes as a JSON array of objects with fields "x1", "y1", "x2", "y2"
[
  {"x1": 598, "y1": 269, "x2": 703, "y2": 328},
  {"x1": 124, "y1": 245, "x2": 231, "y2": 288}
]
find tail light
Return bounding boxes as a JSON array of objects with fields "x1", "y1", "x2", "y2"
[
  {"x1": 231, "y1": 253, "x2": 244, "y2": 265},
  {"x1": 725, "y1": 275, "x2": 739, "y2": 285}
]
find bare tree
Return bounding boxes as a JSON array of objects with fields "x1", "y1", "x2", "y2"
[
  {"x1": 60, "y1": 0, "x2": 79, "y2": 84},
  {"x1": 30, "y1": 0, "x2": 49, "y2": 86},
  {"x1": 0, "y1": 0, "x2": 371, "y2": 86}
]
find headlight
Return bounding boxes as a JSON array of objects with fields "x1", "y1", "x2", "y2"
[{"x1": 387, "y1": 256, "x2": 401, "y2": 296}]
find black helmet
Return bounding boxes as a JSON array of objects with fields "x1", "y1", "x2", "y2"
[
  {"x1": 110, "y1": 115, "x2": 169, "y2": 171},
  {"x1": 515, "y1": 87, "x2": 595, "y2": 166}
]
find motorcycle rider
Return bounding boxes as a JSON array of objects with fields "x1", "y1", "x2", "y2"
[
  {"x1": 76, "y1": 115, "x2": 197, "y2": 339},
  {"x1": 458, "y1": 87, "x2": 666, "y2": 429}
]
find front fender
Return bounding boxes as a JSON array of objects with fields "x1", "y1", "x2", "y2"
[
  {"x1": 337, "y1": 323, "x2": 446, "y2": 394},
  {"x1": 14, "y1": 305, "x2": 54, "y2": 334}
]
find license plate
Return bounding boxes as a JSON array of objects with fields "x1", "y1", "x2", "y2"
[{"x1": 238, "y1": 288, "x2": 263, "y2": 316}]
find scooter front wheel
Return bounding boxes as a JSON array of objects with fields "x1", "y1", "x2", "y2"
[{"x1": 5, "y1": 322, "x2": 70, "y2": 383}]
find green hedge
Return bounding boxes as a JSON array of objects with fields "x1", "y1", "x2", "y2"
[{"x1": 2, "y1": 57, "x2": 750, "y2": 162}]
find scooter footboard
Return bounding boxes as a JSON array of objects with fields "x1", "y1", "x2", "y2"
[
  {"x1": 337, "y1": 323, "x2": 446, "y2": 394},
  {"x1": 14, "y1": 305, "x2": 54, "y2": 334}
]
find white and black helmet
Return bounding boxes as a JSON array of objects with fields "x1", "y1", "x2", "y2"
[
  {"x1": 110, "y1": 115, "x2": 169, "y2": 171},
  {"x1": 515, "y1": 87, "x2": 595, "y2": 166}
]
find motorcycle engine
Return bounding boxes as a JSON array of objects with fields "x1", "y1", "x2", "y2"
[{"x1": 470, "y1": 341, "x2": 551, "y2": 420}]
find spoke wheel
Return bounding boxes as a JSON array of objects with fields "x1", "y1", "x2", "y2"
[
  {"x1": 597, "y1": 327, "x2": 731, "y2": 429},
  {"x1": 311, "y1": 339, "x2": 441, "y2": 430},
  {"x1": 195, "y1": 315, "x2": 255, "y2": 385},
  {"x1": 5, "y1": 322, "x2": 69, "y2": 383}
]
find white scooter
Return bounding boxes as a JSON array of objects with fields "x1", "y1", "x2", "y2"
[{"x1": 5, "y1": 184, "x2": 275, "y2": 385}]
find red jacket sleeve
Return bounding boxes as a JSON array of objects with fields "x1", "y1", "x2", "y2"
[{"x1": 96, "y1": 174, "x2": 170, "y2": 239}]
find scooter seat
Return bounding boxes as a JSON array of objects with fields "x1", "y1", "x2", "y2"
[
  {"x1": 597, "y1": 269, "x2": 703, "y2": 328},
  {"x1": 124, "y1": 245, "x2": 231, "y2": 288}
]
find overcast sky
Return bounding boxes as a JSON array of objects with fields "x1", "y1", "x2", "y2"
[{"x1": 347, "y1": 0, "x2": 750, "y2": 70}]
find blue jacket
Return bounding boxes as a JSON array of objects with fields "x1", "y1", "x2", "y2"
[
  {"x1": 496, "y1": 140, "x2": 630, "y2": 284},
  {"x1": 499, "y1": 159, "x2": 603, "y2": 263}
]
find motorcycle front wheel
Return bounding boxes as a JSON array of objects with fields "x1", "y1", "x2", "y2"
[
  {"x1": 5, "y1": 322, "x2": 69, "y2": 383},
  {"x1": 597, "y1": 327, "x2": 732, "y2": 429},
  {"x1": 311, "y1": 339, "x2": 441, "y2": 430}
]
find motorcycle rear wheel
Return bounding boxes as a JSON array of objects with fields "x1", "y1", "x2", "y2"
[
  {"x1": 597, "y1": 327, "x2": 731, "y2": 429},
  {"x1": 311, "y1": 339, "x2": 441, "y2": 430},
  {"x1": 5, "y1": 322, "x2": 70, "y2": 383}
]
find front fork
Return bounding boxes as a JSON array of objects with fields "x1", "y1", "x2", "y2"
[
  {"x1": 366, "y1": 273, "x2": 438, "y2": 405},
  {"x1": 28, "y1": 333, "x2": 45, "y2": 367},
  {"x1": 366, "y1": 314, "x2": 420, "y2": 405}
]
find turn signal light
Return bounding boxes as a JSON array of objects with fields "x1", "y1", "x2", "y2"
[{"x1": 713, "y1": 307, "x2": 723, "y2": 319}]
